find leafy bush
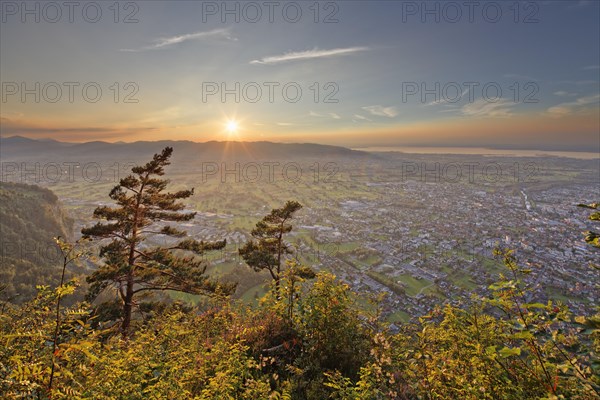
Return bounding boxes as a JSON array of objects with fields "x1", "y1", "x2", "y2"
[{"x1": 1, "y1": 268, "x2": 599, "y2": 399}]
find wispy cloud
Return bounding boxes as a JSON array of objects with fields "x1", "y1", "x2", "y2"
[
  {"x1": 461, "y1": 99, "x2": 515, "y2": 117},
  {"x1": 553, "y1": 90, "x2": 578, "y2": 97},
  {"x1": 120, "y1": 29, "x2": 236, "y2": 52},
  {"x1": 250, "y1": 47, "x2": 368, "y2": 65},
  {"x1": 546, "y1": 94, "x2": 600, "y2": 117},
  {"x1": 555, "y1": 80, "x2": 599, "y2": 86},
  {"x1": 504, "y1": 73, "x2": 538, "y2": 81},
  {"x1": 352, "y1": 114, "x2": 372, "y2": 122},
  {"x1": 426, "y1": 88, "x2": 469, "y2": 106},
  {"x1": 582, "y1": 65, "x2": 600, "y2": 70},
  {"x1": 309, "y1": 111, "x2": 342, "y2": 119},
  {"x1": 433, "y1": 104, "x2": 461, "y2": 113},
  {"x1": 362, "y1": 105, "x2": 398, "y2": 118},
  {"x1": 0, "y1": 117, "x2": 154, "y2": 140}
]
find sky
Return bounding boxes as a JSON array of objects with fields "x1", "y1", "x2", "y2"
[{"x1": 1, "y1": 0, "x2": 599, "y2": 151}]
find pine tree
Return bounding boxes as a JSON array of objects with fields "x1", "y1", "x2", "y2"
[
  {"x1": 239, "y1": 200, "x2": 302, "y2": 297},
  {"x1": 82, "y1": 147, "x2": 235, "y2": 337}
]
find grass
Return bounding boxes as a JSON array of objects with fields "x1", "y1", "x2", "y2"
[
  {"x1": 388, "y1": 310, "x2": 411, "y2": 323},
  {"x1": 337, "y1": 242, "x2": 362, "y2": 253},
  {"x1": 545, "y1": 287, "x2": 588, "y2": 305},
  {"x1": 396, "y1": 273, "x2": 433, "y2": 297},
  {"x1": 229, "y1": 216, "x2": 258, "y2": 231},
  {"x1": 368, "y1": 270, "x2": 433, "y2": 298},
  {"x1": 205, "y1": 260, "x2": 238, "y2": 277},
  {"x1": 168, "y1": 291, "x2": 202, "y2": 305},
  {"x1": 353, "y1": 255, "x2": 383, "y2": 269},
  {"x1": 239, "y1": 282, "x2": 269, "y2": 306},
  {"x1": 441, "y1": 265, "x2": 478, "y2": 290}
]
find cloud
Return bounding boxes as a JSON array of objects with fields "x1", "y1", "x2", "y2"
[
  {"x1": 352, "y1": 114, "x2": 371, "y2": 122},
  {"x1": 555, "y1": 80, "x2": 599, "y2": 86},
  {"x1": 438, "y1": 106, "x2": 460, "y2": 113},
  {"x1": 250, "y1": 47, "x2": 368, "y2": 65},
  {"x1": 426, "y1": 88, "x2": 469, "y2": 106},
  {"x1": 276, "y1": 122, "x2": 293, "y2": 126},
  {"x1": 546, "y1": 94, "x2": 600, "y2": 117},
  {"x1": 309, "y1": 111, "x2": 342, "y2": 119},
  {"x1": 504, "y1": 73, "x2": 538, "y2": 81},
  {"x1": 461, "y1": 99, "x2": 514, "y2": 117},
  {"x1": 0, "y1": 116, "x2": 154, "y2": 140},
  {"x1": 362, "y1": 105, "x2": 398, "y2": 118},
  {"x1": 120, "y1": 29, "x2": 236, "y2": 52},
  {"x1": 553, "y1": 90, "x2": 578, "y2": 97},
  {"x1": 582, "y1": 65, "x2": 600, "y2": 70}
]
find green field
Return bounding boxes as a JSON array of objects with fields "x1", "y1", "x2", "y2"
[
  {"x1": 239, "y1": 282, "x2": 270, "y2": 305},
  {"x1": 388, "y1": 310, "x2": 411, "y2": 323},
  {"x1": 396, "y1": 273, "x2": 433, "y2": 297},
  {"x1": 442, "y1": 265, "x2": 478, "y2": 290}
]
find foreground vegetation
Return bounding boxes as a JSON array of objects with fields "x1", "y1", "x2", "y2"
[
  {"x1": 1, "y1": 149, "x2": 598, "y2": 399},
  {"x1": 1, "y1": 250, "x2": 598, "y2": 399}
]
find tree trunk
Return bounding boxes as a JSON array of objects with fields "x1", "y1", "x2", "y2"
[
  {"x1": 274, "y1": 276, "x2": 281, "y2": 300},
  {"x1": 275, "y1": 223, "x2": 283, "y2": 300},
  {"x1": 122, "y1": 177, "x2": 144, "y2": 338},
  {"x1": 121, "y1": 272, "x2": 134, "y2": 338}
]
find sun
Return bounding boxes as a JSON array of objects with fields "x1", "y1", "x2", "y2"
[
  {"x1": 222, "y1": 116, "x2": 244, "y2": 139},
  {"x1": 225, "y1": 120, "x2": 239, "y2": 135}
]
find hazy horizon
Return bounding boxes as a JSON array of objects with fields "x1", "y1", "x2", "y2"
[{"x1": 3, "y1": 133, "x2": 599, "y2": 154}]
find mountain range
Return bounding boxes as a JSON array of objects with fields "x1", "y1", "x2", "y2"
[{"x1": 0, "y1": 136, "x2": 374, "y2": 163}]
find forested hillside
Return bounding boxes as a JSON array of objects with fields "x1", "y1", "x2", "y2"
[{"x1": 0, "y1": 182, "x2": 73, "y2": 302}]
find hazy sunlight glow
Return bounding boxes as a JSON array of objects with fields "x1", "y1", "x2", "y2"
[{"x1": 226, "y1": 120, "x2": 239, "y2": 135}]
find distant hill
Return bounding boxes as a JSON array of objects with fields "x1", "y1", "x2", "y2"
[
  {"x1": 0, "y1": 136, "x2": 374, "y2": 164},
  {"x1": 0, "y1": 182, "x2": 73, "y2": 302}
]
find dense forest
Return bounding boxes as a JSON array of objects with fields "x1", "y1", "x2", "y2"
[
  {"x1": 0, "y1": 182, "x2": 74, "y2": 302},
  {"x1": 0, "y1": 149, "x2": 598, "y2": 399}
]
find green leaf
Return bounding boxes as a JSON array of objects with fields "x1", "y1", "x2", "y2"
[
  {"x1": 523, "y1": 302, "x2": 546, "y2": 310},
  {"x1": 499, "y1": 347, "x2": 521, "y2": 358},
  {"x1": 520, "y1": 269, "x2": 532, "y2": 274},
  {"x1": 510, "y1": 331, "x2": 534, "y2": 340},
  {"x1": 485, "y1": 345, "x2": 497, "y2": 356}
]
